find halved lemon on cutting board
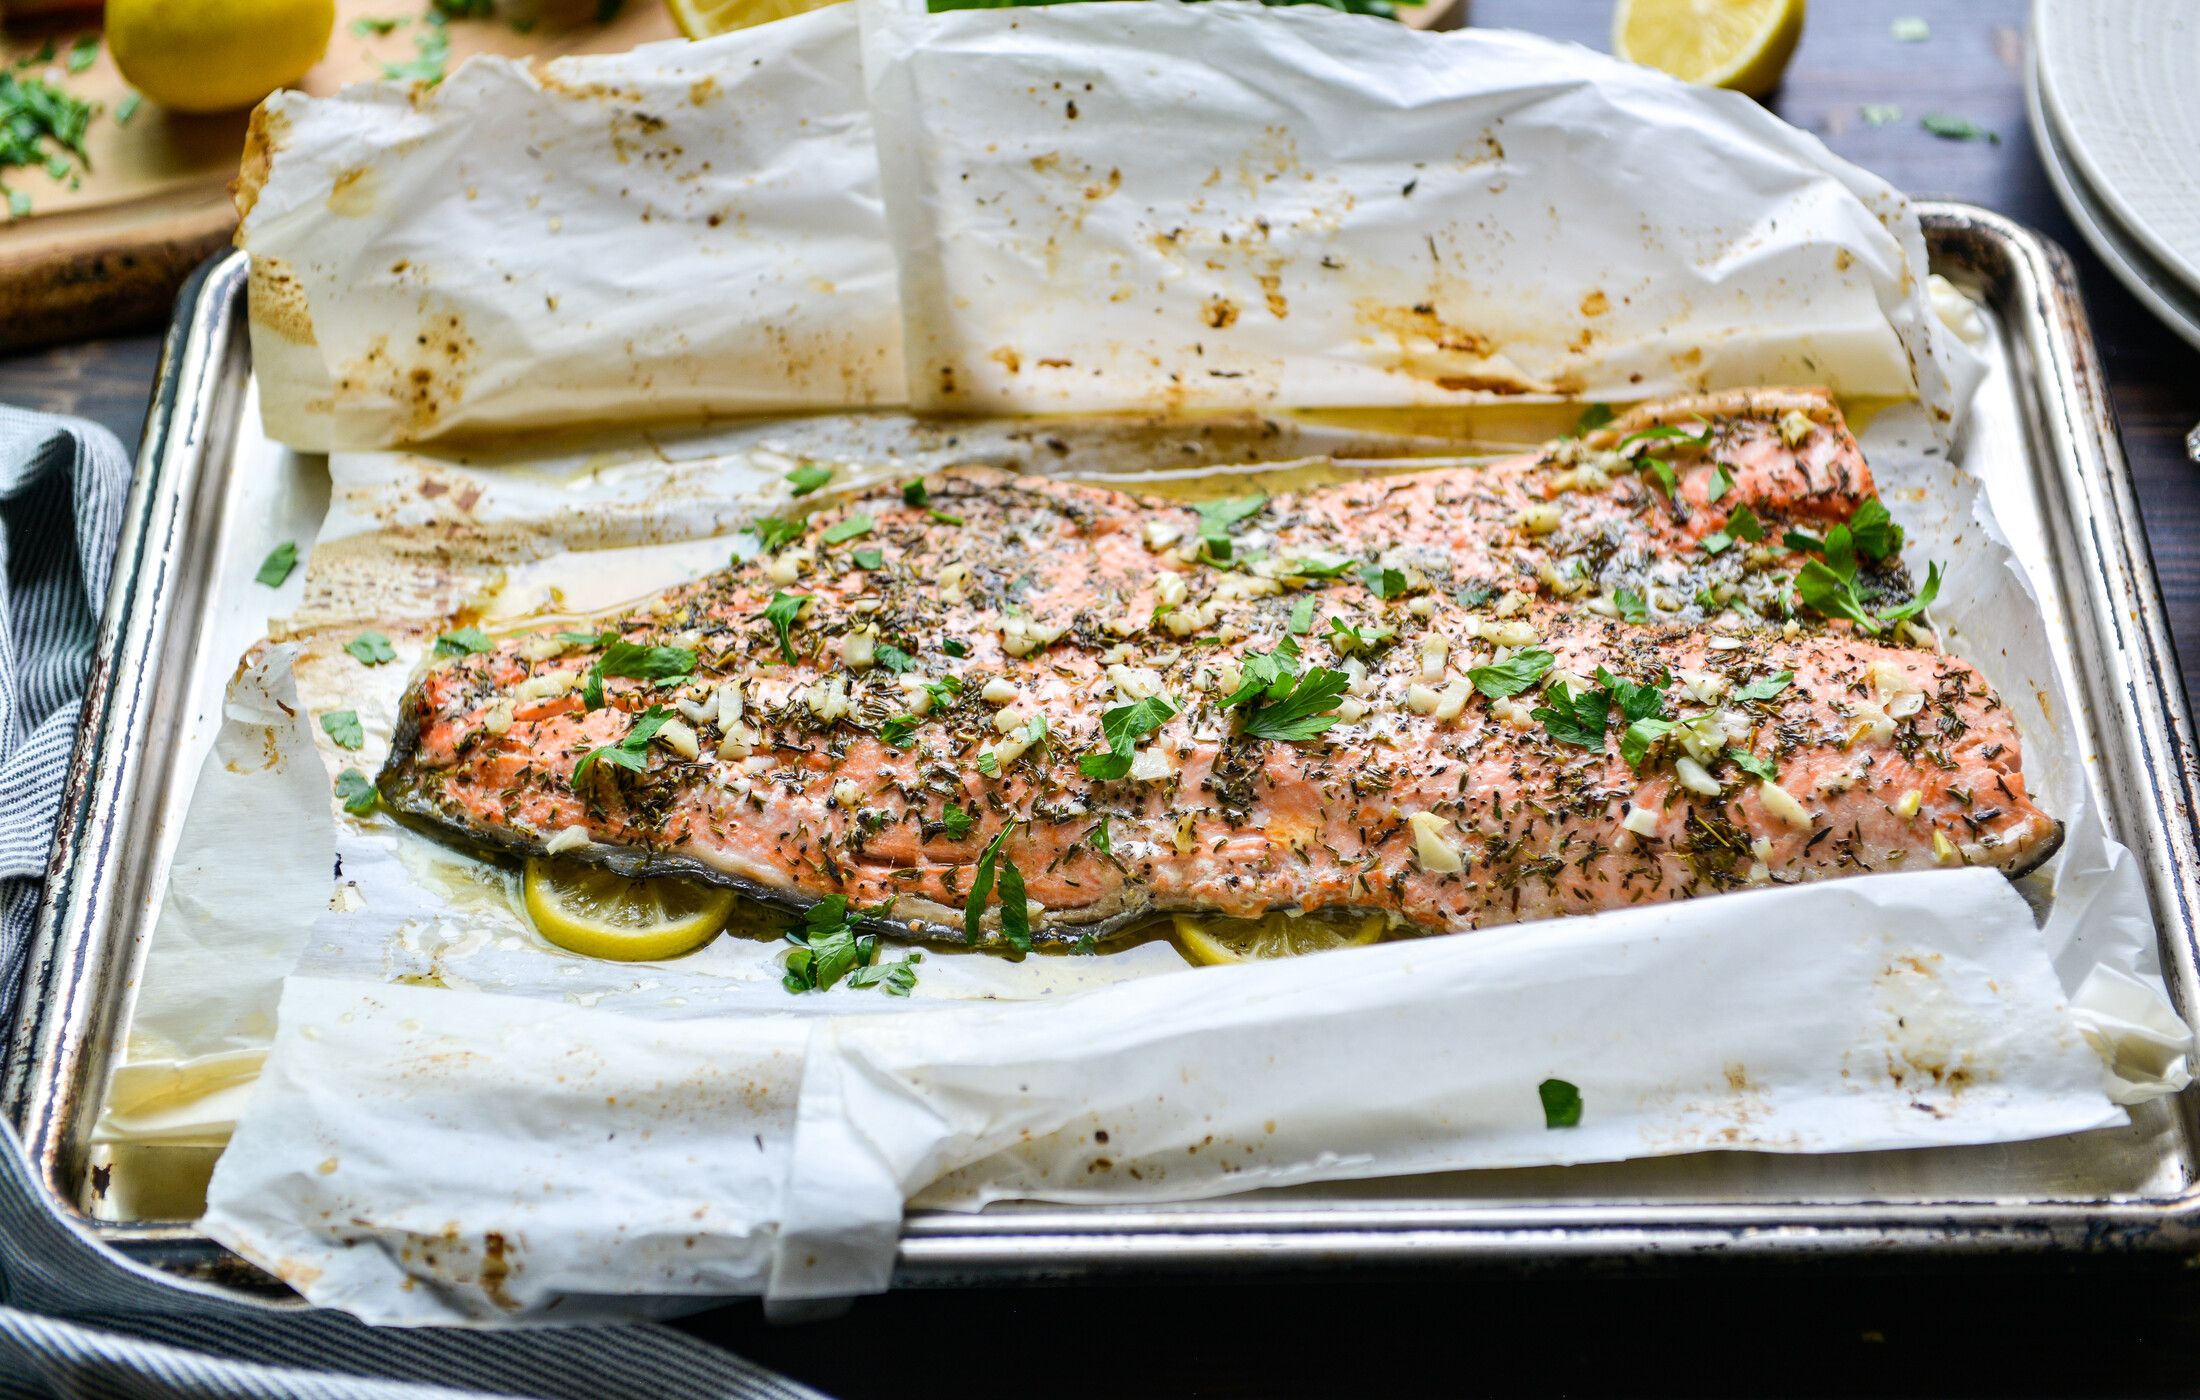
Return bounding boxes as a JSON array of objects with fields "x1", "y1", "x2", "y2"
[
  {"x1": 665, "y1": 0, "x2": 842, "y2": 38},
  {"x1": 523, "y1": 858, "x2": 737, "y2": 962},
  {"x1": 1611, "y1": 0, "x2": 1806, "y2": 99},
  {"x1": 1174, "y1": 912, "x2": 1386, "y2": 966}
]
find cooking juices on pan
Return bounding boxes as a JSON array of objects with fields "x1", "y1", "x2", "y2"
[{"x1": 378, "y1": 387, "x2": 2059, "y2": 953}]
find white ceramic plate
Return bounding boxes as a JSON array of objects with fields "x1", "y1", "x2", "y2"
[
  {"x1": 2035, "y1": 0, "x2": 2200, "y2": 298},
  {"x1": 2028, "y1": 44, "x2": 2200, "y2": 353}
]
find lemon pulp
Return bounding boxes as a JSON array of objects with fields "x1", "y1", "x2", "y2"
[
  {"x1": 665, "y1": 0, "x2": 843, "y2": 39},
  {"x1": 1174, "y1": 911, "x2": 1385, "y2": 966},
  {"x1": 1611, "y1": 0, "x2": 1806, "y2": 99},
  {"x1": 523, "y1": 858, "x2": 736, "y2": 962}
]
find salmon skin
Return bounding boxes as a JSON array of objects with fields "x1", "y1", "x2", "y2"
[{"x1": 378, "y1": 388, "x2": 2062, "y2": 950}]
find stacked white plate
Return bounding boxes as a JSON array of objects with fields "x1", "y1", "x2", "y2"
[{"x1": 2031, "y1": 0, "x2": 2200, "y2": 350}]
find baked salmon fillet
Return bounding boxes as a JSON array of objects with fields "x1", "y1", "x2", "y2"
[{"x1": 377, "y1": 388, "x2": 2062, "y2": 949}]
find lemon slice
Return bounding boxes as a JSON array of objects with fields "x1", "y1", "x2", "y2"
[
  {"x1": 1611, "y1": 0, "x2": 1806, "y2": 99},
  {"x1": 523, "y1": 858, "x2": 737, "y2": 962},
  {"x1": 664, "y1": 0, "x2": 843, "y2": 39},
  {"x1": 1174, "y1": 911, "x2": 1385, "y2": 966}
]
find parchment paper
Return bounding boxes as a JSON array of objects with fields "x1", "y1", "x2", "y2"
[{"x1": 137, "y1": 6, "x2": 2191, "y2": 1321}]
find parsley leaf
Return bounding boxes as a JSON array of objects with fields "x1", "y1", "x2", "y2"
[
  {"x1": 1286, "y1": 557, "x2": 1356, "y2": 580},
  {"x1": 1358, "y1": 564, "x2": 1409, "y2": 600},
  {"x1": 1191, "y1": 494, "x2": 1266, "y2": 564},
  {"x1": 822, "y1": 513, "x2": 874, "y2": 546},
  {"x1": 1619, "y1": 424, "x2": 1711, "y2": 451},
  {"x1": 1239, "y1": 667, "x2": 1350, "y2": 741},
  {"x1": 941, "y1": 803, "x2": 973, "y2": 841},
  {"x1": 1846, "y1": 497, "x2": 1904, "y2": 561},
  {"x1": 1572, "y1": 403, "x2": 1614, "y2": 435},
  {"x1": 852, "y1": 547, "x2": 885, "y2": 570},
  {"x1": 879, "y1": 715, "x2": 921, "y2": 749},
  {"x1": 1220, "y1": 638, "x2": 1302, "y2": 709},
  {"x1": 571, "y1": 706, "x2": 672, "y2": 788},
  {"x1": 1619, "y1": 716, "x2": 1677, "y2": 769},
  {"x1": 1288, "y1": 593, "x2": 1316, "y2": 635},
  {"x1": 1467, "y1": 647, "x2": 1553, "y2": 700},
  {"x1": 334, "y1": 768, "x2": 376, "y2": 816},
  {"x1": 863, "y1": 643, "x2": 911, "y2": 675},
  {"x1": 345, "y1": 631, "x2": 397, "y2": 666},
  {"x1": 782, "y1": 896, "x2": 875, "y2": 993},
  {"x1": 1455, "y1": 583, "x2": 1494, "y2": 609},
  {"x1": 943, "y1": 638, "x2": 970, "y2": 658},
  {"x1": 762, "y1": 592, "x2": 809, "y2": 664},
  {"x1": 1614, "y1": 589, "x2": 1650, "y2": 624},
  {"x1": 847, "y1": 954, "x2": 921, "y2": 996},
  {"x1": 787, "y1": 462, "x2": 833, "y2": 496},
  {"x1": 1643, "y1": 458, "x2": 1680, "y2": 498},
  {"x1": 1533, "y1": 681, "x2": 1608, "y2": 748},
  {"x1": 1731, "y1": 671, "x2": 1794, "y2": 704},
  {"x1": 928, "y1": 509, "x2": 965, "y2": 526},
  {"x1": 1539, "y1": 1077, "x2": 1582, "y2": 1129},
  {"x1": 976, "y1": 750, "x2": 1000, "y2": 778},
  {"x1": 1795, "y1": 559, "x2": 1876, "y2": 627},
  {"x1": 750, "y1": 517, "x2": 804, "y2": 553},
  {"x1": 255, "y1": 541, "x2": 298, "y2": 587},
  {"x1": 1595, "y1": 666, "x2": 1667, "y2": 724},
  {"x1": 997, "y1": 855, "x2": 1033, "y2": 954},
  {"x1": 964, "y1": 824, "x2": 1014, "y2": 944},
  {"x1": 1921, "y1": 112, "x2": 1997, "y2": 144},
  {"x1": 321, "y1": 709, "x2": 365, "y2": 750},
  {"x1": 1080, "y1": 693, "x2": 1179, "y2": 779},
  {"x1": 1706, "y1": 464, "x2": 1734, "y2": 502},
  {"x1": 1861, "y1": 102, "x2": 1903, "y2": 128},
  {"x1": 902, "y1": 479, "x2": 931, "y2": 507},
  {"x1": 922, "y1": 675, "x2": 962, "y2": 709},
  {"x1": 1089, "y1": 815, "x2": 1111, "y2": 855},
  {"x1": 1726, "y1": 747, "x2": 1778, "y2": 780},
  {"x1": 1326, "y1": 616, "x2": 1394, "y2": 655},
  {"x1": 434, "y1": 626, "x2": 492, "y2": 657},
  {"x1": 595, "y1": 640, "x2": 696, "y2": 683},
  {"x1": 1877, "y1": 560, "x2": 1944, "y2": 623}
]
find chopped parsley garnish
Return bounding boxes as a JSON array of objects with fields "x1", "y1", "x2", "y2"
[
  {"x1": 1539, "y1": 1077, "x2": 1582, "y2": 1129},
  {"x1": 1727, "y1": 748, "x2": 1779, "y2": 780},
  {"x1": 822, "y1": 512, "x2": 874, "y2": 545},
  {"x1": 1532, "y1": 681, "x2": 1609, "y2": 749},
  {"x1": 1731, "y1": 671, "x2": 1794, "y2": 704},
  {"x1": 255, "y1": 541, "x2": 298, "y2": 586},
  {"x1": 922, "y1": 675, "x2": 962, "y2": 708},
  {"x1": 334, "y1": 769, "x2": 376, "y2": 816},
  {"x1": 1845, "y1": 497, "x2": 1905, "y2": 561},
  {"x1": 1238, "y1": 666, "x2": 1350, "y2": 742},
  {"x1": 1861, "y1": 102, "x2": 1903, "y2": 128},
  {"x1": 1467, "y1": 647, "x2": 1553, "y2": 700},
  {"x1": 874, "y1": 643, "x2": 917, "y2": 674},
  {"x1": 1702, "y1": 502, "x2": 1766, "y2": 556},
  {"x1": 1455, "y1": 583, "x2": 1494, "y2": 609},
  {"x1": 941, "y1": 803, "x2": 974, "y2": 841},
  {"x1": 320, "y1": 710, "x2": 365, "y2": 750},
  {"x1": 928, "y1": 508, "x2": 965, "y2": 526},
  {"x1": 1921, "y1": 113, "x2": 1996, "y2": 143},
  {"x1": 594, "y1": 640, "x2": 696, "y2": 683},
  {"x1": 0, "y1": 67, "x2": 98, "y2": 215},
  {"x1": 1287, "y1": 594, "x2": 1316, "y2": 634},
  {"x1": 1706, "y1": 464, "x2": 1734, "y2": 502},
  {"x1": 1326, "y1": 616, "x2": 1394, "y2": 655},
  {"x1": 114, "y1": 92, "x2": 141, "y2": 126},
  {"x1": 1572, "y1": 402, "x2": 1615, "y2": 435},
  {"x1": 1089, "y1": 815, "x2": 1111, "y2": 855},
  {"x1": 964, "y1": 824, "x2": 1025, "y2": 949},
  {"x1": 1287, "y1": 557, "x2": 1356, "y2": 579},
  {"x1": 750, "y1": 517, "x2": 804, "y2": 553},
  {"x1": 1782, "y1": 499, "x2": 1937, "y2": 631},
  {"x1": 976, "y1": 750, "x2": 1000, "y2": 778},
  {"x1": 782, "y1": 895, "x2": 895, "y2": 993},
  {"x1": 997, "y1": 854, "x2": 1033, "y2": 954},
  {"x1": 762, "y1": 592, "x2": 809, "y2": 664},
  {"x1": 879, "y1": 715, "x2": 921, "y2": 748},
  {"x1": 433, "y1": 626, "x2": 492, "y2": 656},
  {"x1": 1358, "y1": 563, "x2": 1409, "y2": 600},
  {"x1": 847, "y1": 952, "x2": 922, "y2": 996},
  {"x1": 1191, "y1": 493, "x2": 1266, "y2": 564},
  {"x1": 786, "y1": 462, "x2": 833, "y2": 496},
  {"x1": 351, "y1": 14, "x2": 405, "y2": 35},
  {"x1": 1220, "y1": 638, "x2": 1304, "y2": 709},
  {"x1": 559, "y1": 630, "x2": 613, "y2": 647},
  {"x1": 1080, "y1": 693, "x2": 1179, "y2": 779},
  {"x1": 381, "y1": 19, "x2": 453, "y2": 84},
  {"x1": 1614, "y1": 589, "x2": 1650, "y2": 624},
  {"x1": 852, "y1": 547, "x2": 885, "y2": 570},
  {"x1": 1618, "y1": 716, "x2": 1677, "y2": 769},
  {"x1": 571, "y1": 705, "x2": 672, "y2": 788},
  {"x1": 65, "y1": 35, "x2": 97, "y2": 73},
  {"x1": 1642, "y1": 458, "x2": 1679, "y2": 498},
  {"x1": 943, "y1": 638, "x2": 970, "y2": 658},
  {"x1": 344, "y1": 631, "x2": 397, "y2": 665},
  {"x1": 902, "y1": 479, "x2": 930, "y2": 507}
]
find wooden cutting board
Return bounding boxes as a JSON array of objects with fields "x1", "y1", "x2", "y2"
[{"x1": 0, "y1": 1, "x2": 677, "y2": 351}]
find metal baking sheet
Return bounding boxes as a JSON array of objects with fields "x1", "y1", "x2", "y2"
[{"x1": 8, "y1": 203, "x2": 2200, "y2": 1293}]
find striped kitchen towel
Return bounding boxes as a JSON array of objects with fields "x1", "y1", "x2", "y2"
[{"x1": 0, "y1": 410, "x2": 822, "y2": 1400}]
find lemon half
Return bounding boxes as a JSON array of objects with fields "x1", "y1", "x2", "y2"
[
  {"x1": 523, "y1": 858, "x2": 736, "y2": 962},
  {"x1": 1612, "y1": 0, "x2": 1806, "y2": 99},
  {"x1": 1174, "y1": 912, "x2": 1385, "y2": 966},
  {"x1": 107, "y1": 0, "x2": 335, "y2": 114},
  {"x1": 665, "y1": 0, "x2": 842, "y2": 38}
]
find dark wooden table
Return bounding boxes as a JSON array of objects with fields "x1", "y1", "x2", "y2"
[{"x1": 11, "y1": 2, "x2": 2195, "y2": 1395}]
